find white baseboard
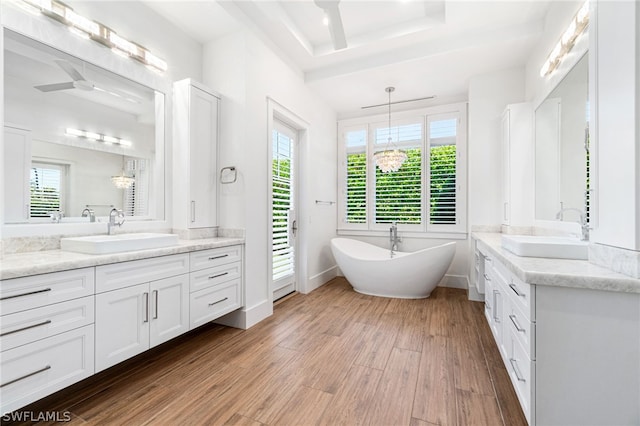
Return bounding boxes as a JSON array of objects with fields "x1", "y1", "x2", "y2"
[
  {"x1": 438, "y1": 274, "x2": 467, "y2": 290},
  {"x1": 215, "y1": 298, "x2": 272, "y2": 330},
  {"x1": 303, "y1": 265, "x2": 338, "y2": 294}
]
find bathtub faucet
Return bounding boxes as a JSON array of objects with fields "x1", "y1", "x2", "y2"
[{"x1": 390, "y1": 222, "x2": 402, "y2": 256}]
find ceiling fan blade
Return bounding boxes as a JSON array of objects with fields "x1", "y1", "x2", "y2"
[
  {"x1": 314, "y1": 0, "x2": 347, "y2": 50},
  {"x1": 325, "y1": 4, "x2": 347, "y2": 50},
  {"x1": 54, "y1": 59, "x2": 86, "y2": 82},
  {"x1": 34, "y1": 82, "x2": 76, "y2": 92}
]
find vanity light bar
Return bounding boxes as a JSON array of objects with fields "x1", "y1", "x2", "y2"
[
  {"x1": 540, "y1": 1, "x2": 589, "y2": 77},
  {"x1": 19, "y1": 0, "x2": 168, "y2": 73},
  {"x1": 66, "y1": 128, "x2": 132, "y2": 147}
]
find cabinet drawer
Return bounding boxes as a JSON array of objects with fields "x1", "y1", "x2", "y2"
[
  {"x1": 1, "y1": 296, "x2": 95, "y2": 352},
  {"x1": 190, "y1": 279, "x2": 241, "y2": 329},
  {"x1": 506, "y1": 299, "x2": 535, "y2": 359},
  {"x1": 0, "y1": 325, "x2": 94, "y2": 416},
  {"x1": 493, "y1": 258, "x2": 535, "y2": 321},
  {"x1": 0, "y1": 268, "x2": 94, "y2": 315},
  {"x1": 189, "y1": 262, "x2": 241, "y2": 292},
  {"x1": 507, "y1": 329, "x2": 534, "y2": 425},
  {"x1": 96, "y1": 254, "x2": 189, "y2": 293},
  {"x1": 190, "y1": 245, "x2": 242, "y2": 272}
]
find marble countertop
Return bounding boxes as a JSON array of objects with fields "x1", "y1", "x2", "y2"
[
  {"x1": 0, "y1": 237, "x2": 245, "y2": 280},
  {"x1": 472, "y1": 232, "x2": 640, "y2": 294}
]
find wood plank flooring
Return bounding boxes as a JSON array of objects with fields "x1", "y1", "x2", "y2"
[{"x1": 6, "y1": 278, "x2": 527, "y2": 426}]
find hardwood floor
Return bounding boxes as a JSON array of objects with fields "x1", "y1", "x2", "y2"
[{"x1": 6, "y1": 278, "x2": 526, "y2": 426}]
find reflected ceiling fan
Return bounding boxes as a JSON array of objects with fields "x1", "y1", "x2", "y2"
[
  {"x1": 34, "y1": 60, "x2": 95, "y2": 92},
  {"x1": 34, "y1": 59, "x2": 141, "y2": 104},
  {"x1": 314, "y1": 0, "x2": 347, "y2": 50}
]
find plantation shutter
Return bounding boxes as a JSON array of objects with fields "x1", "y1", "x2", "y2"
[
  {"x1": 123, "y1": 158, "x2": 148, "y2": 216},
  {"x1": 344, "y1": 128, "x2": 367, "y2": 225},
  {"x1": 30, "y1": 162, "x2": 65, "y2": 218},
  {"x1": 272, "y1": 122, "x2": 295, "y2": 282},
  {"x1": 373, "y1": 121, "x2": 423, "y2": 225},
  {"x1": 427, "y1": 115, "x2": 458, "y2": 226}
]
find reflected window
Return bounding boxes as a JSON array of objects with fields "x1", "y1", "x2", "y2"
[{"x1": 30, "y1": 162, "x2": 67, "y2": 217}]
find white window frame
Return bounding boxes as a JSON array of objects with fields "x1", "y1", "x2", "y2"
[
  {"x1": 29, "y1": 159, "x2": 70, "y2": 221},
  {"x1": 337, "y1": 102, "x2": 468, "y2": 237}
]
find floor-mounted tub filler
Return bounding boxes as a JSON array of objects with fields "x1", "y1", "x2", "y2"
[{"x1": 330, "y1": 238, "x2": 456, "y2": 299}]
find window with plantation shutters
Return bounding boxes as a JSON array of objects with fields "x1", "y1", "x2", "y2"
[
  {"x1": 123, "y1": 158, "x2": 149, "y2": 217},
  {"x1": 428, "y1": 115, "x2": 458, "y2": 226},
  {"x1": 345, "y1": 127, "x2": 367, "y2": 225},
  {"x1": 30, "y1": 162, "x2": 67, "y2": 218},
  {"x1": 373, "y1": 121, "x2": 422, "y2": 225},
  {"x1": 338, "y1": 103, "x2": 467, "y2": 235}
]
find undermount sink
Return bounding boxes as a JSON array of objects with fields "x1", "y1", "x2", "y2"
[
  {"x1": 501, "y1": 235, "x2": 588, "y2": 260},
  {"x1": 60, "y1": 233, "x2": 179, "y2": 254}
]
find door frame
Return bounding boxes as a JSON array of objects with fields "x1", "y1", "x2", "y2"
[{"x1": 266, "y1": 98, "x2": 309, "y2": 303}]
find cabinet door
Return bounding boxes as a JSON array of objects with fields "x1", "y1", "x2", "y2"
[
  {"x1": 149, "y1": 274, "x2": 189, "y2": 348},
  {"x1": 188, "y1": 85, "x2": 218, "y2": 229},
  {"x1": 3, "y1": 125, "x2": 31, "y2": 223},
  {"x1": 95, "y1": 283, "x2": 150, "y2": 372}
]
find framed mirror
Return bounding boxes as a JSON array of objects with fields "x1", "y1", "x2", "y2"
[
  {"x1": 534, "y1": 53, "x2": 588, "y2": 223},
  {"x1": 3, "y1": 28, "x2": 165, "y2": 224}
]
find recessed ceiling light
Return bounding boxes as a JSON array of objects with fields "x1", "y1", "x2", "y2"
[{"x1": 322, "y1": 12, "x2": 329, "y2": 26}]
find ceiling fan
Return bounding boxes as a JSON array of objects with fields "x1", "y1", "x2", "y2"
[
  {"x1": 34, "y1": 60, "x2": 95, "y2": 92},
  {"x1": 314, "y1": 0, "x2": 347, "y2": 50}
]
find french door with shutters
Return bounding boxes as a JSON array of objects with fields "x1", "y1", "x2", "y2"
[{"x1": 272, "y1": 120, "x2": 297, "y2": 301}]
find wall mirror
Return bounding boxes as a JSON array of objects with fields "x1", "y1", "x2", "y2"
[
  {"x1": 534, "y1": 53, "x2": 588, "y2": 223},
  {"x1": 3, "y1": 28, "x2": 165, "y2": 224}
]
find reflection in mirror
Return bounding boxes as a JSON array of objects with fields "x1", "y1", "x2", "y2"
[
  {"x1": 535, "y1": 53, "x2": 588, "y2": 223},
  {"x1": 3, "y1": 29, "x2": 163, "y2": 224}
]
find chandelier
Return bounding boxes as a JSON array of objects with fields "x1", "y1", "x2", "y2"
[
  {"x1": 111, "y1": 170, "x2": 135, "y2": 189},
  {"x1": 373, "y1": 87, "x2": 407, "y2": 173},
  {"x1": 111, "y1": 158, "x2": 134, "y2": 189}
]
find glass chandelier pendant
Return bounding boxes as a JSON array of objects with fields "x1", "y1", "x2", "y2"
[
  {"x1": 374, "y1": 86, "x2": 407, "y2": 173},
  {"x1": 373, "y1": 148, "x2": 408, "y2": 173},
  {"x1": 111, "y1": 170, "x2": 134, "y2": 189}
]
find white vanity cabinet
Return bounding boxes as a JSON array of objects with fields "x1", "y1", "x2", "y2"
[
  {"x1": 173, "y1": 79, "x2": 220, "y2": 231},
  {"x1": 501, "y1": 103, "x2": 533, "y2": 227},
  {"x1": 478, "y1": 243, "x2": 639, "y2": 425},
  {"x1": 189, "y1": 245, "x2": 243, "y2": 329},
  {"x1": 0, "y1": 268, "x2": 95, "y2": 415},
  {"x1": 3, "y1": 124, "x2": 31, "y2": 223},
  {"x1": 94, "y1": 254, "x2": 190, "y2": 372}
]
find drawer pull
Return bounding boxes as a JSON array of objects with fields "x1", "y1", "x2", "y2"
[
  {"x1": 483, "y1": 273, "x2": 491, "y2": 282},
  {"x1": 509, "y1": 283, "x2": 525, "y2": 297},
  {"x1": 143, "y1": 292, "x2": 149, "y2": 323},
  {"x1": 1, "y1": 365, "x2": 51, "y2": 388},
  {"x1": 0, "y1": 288, "x2": 52, "y2": 301},
  {"x1": 208, "y1": 272, "x2": 229, "y2": 280},
  {"x1": 153, "y1": 290, "x2": 159, "y2": 320},
  {"x1": 509, "y1": 314, "x2": 525, "y2": 332},
  {"x1": 509, "y1": 358, "x2": 526, "y2": 382},
  {"x1": 208, "y1": 297, "x2": 228, "y2": 306},
  {"x1": 208, "y1": 254, "x2": 229, "y2": 261},
  {"x1": 0, "y1": 320, "x2": 52, "y2": 337}
]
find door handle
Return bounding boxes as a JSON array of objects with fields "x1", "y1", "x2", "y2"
[{"x1": 292, "y1": 219, "x2": 298, "y2": 236}]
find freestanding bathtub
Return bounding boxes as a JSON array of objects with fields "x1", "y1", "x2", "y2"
[{"x1": 330, "y1": 238, "x2": 456, "y2": 299}]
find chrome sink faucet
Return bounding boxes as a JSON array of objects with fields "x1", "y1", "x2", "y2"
[
  {"x1": 390, "y1": 222, "x2": 402, "y2": 256},
  {"x1": 107, "y1": 208, "x2": 125, "y2": 235},
  {"x1": 81, "y1": 207, "x2": 95, "y2": 222},
  {"x1": 555, "y1": 207, "x2": 589, "y2": 241}
]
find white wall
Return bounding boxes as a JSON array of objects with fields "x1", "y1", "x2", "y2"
[
  {"x1": 203, "y1": 31, "x2": 338, "y2": 327},
  {"x1": 468, "y1": 67, "x2": 526, "y2": 228}
]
